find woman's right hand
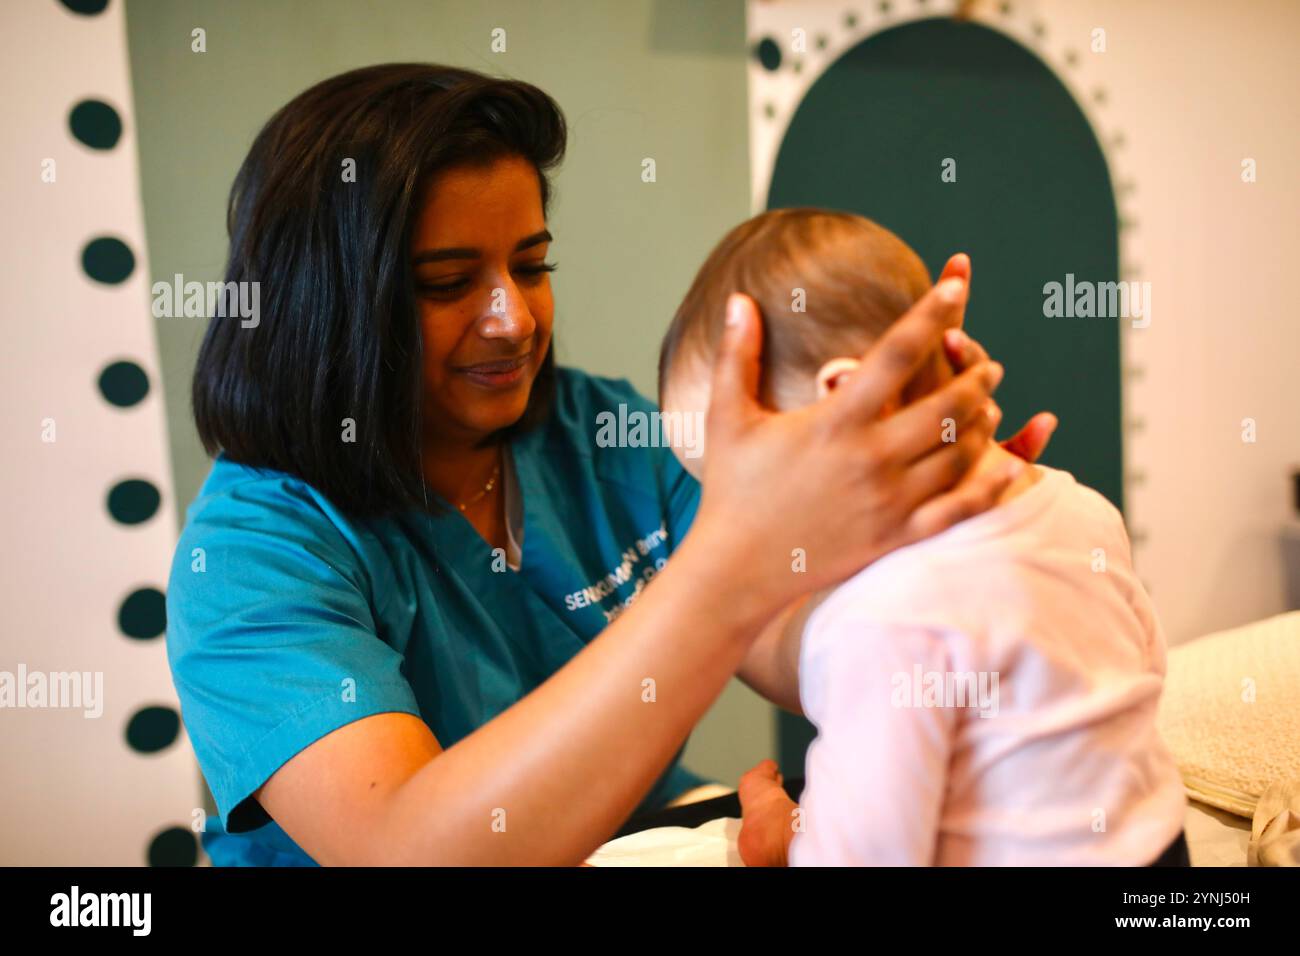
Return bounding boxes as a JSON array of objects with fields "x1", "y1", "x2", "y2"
[{"x1": 688, "y1": 255, "x2": 1033, "y2": 623}]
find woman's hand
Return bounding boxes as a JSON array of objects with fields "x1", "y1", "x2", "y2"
[{"x1": 689, "y1": 253, "x2": 1052, "y2": 623}]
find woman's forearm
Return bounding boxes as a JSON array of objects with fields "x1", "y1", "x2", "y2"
[{"x1": 374, "y1": 525, "x2": 778, "y2": 865}]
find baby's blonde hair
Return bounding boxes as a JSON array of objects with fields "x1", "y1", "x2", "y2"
[{"x1": 659, "y1": 208, "x2": 936, "y2": 406}]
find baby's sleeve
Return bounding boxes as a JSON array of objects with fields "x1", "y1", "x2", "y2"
[{"x1": 791, "y1": 619, "x2": 957, "y2": 866}]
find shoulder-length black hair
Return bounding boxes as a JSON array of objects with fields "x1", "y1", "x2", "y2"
[{"x1": 192, "y1": 63, "x2": 566, "y2": 517}]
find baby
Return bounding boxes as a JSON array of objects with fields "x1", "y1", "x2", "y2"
[{"x1": 658, "y1": 209, "x2": 1187, "y2": 866}]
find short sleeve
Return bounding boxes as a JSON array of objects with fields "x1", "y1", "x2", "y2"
[{"x1": 165, "y1": 474, "x2": 421, "y2": 832}]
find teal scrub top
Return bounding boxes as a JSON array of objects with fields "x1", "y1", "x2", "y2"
[{"x1": 165, "y1": 367, "x2": 706, "y2": 866}]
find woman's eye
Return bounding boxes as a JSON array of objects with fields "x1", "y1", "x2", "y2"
[
  {"x1": 418, "y1": 279, "x2": 469, "y2": 296},
  {"x1": 516, "y1": 261, "x2": 558, "y2": 283},
  {"x1": 417, "y1": 262, "x2": 555, "y2": 298}
]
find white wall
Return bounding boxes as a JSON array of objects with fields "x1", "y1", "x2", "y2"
[
  {"x1": 1061, "y1": 0, "x2": 1299, "y2": 643},
  {"x1": 0, "y1": 0, "x2": 202, "y2": 864}
]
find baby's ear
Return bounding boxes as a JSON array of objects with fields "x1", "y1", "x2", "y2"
[{"x1": 815, "y1": 357, "x2": 862, "y2": 400}]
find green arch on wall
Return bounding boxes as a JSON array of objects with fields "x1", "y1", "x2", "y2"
[{"x1": 768, "y1": 17, "x2": 1122, "y2": 775}]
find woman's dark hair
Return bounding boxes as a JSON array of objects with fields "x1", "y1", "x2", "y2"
[{"x1": 192, "y1": 63, "x2": 566, "y2": 516}]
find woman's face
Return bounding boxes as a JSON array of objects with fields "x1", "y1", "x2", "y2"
[{"x1": 410, "y1": 155, "x2": 554, "y2": 446}]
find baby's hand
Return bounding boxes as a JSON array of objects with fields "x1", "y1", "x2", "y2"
[{"x1": 737, "y1": 759, "x2": 799, "y2": 867}]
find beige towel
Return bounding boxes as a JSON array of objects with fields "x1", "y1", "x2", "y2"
[
  {"x1": 1249, "y1": 780, "x2": 1300, "y2": 866},
  {"x1": 1157, "y1": 612, "x2": 1300, "y2": 818}
]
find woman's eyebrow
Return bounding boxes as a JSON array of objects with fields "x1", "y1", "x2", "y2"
[
  {"x1": 514, "y1": 229, "x2": 553, "y2": 252},
  {"x1": 411, "y1": 229, "x2": 552, "y2": 264}
]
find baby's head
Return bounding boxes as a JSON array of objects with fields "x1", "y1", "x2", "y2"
[{"x1": 658, "y1": 208, "x2": 950, "y2": 475}]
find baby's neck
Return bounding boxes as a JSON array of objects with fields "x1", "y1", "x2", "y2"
[
  {"x1": 972, "y1": 440, "x2": 1043, "y2": 506},
  {"x1": 804, "y1": 443, "x2": 1042, "y2": 612}
]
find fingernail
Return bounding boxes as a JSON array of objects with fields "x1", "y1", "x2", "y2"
[
  {"x1": 937, "y1": 278, "x2": 964, "y2": 304},
  {"x1": 986, "y1": 402, "x2": 1002, "y2": 426},
  {"x1": 945, "y1": 328, "x2": 967, "y2": 350},
  {"x1": 990, "y1": 361, "x2": 1005, "y2": 386}
]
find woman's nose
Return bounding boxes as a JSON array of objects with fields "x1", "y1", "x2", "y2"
[{"x1": 477, "y1": 282, "x2": 536, "y2": 340}]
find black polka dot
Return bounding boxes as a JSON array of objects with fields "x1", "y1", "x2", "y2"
[
  {"x1": 125, "y1": 705, "x2": 180, "y2": 754},
  {"x1": 69, "y1": 99, "x2": 121, "y2": 150},
  {"x1": 118, "y1": 587, "x2": 166, "y2": 640},
  {"x1": 755, "y1": 37, "x2": 782, "y2": 71},
  {"x1": 98, "y1": 360, "x2": 149, "y2": 407},
  {"x1": 147, "y1": 826, "x2": 199, "y2": 867},
  {"x1": 81, "y1": 237, "x2": 134, "y2": 284},
  {"x1": 59, "y1": 0, "x2": 109, "y2": 15},
  {"x1": 107, "y1": 478, "x2": 160, "y2": 525}
]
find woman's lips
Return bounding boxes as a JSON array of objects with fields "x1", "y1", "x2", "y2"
[{"x1": 455, "y1": 352, "x2": 531, "y2": 389}]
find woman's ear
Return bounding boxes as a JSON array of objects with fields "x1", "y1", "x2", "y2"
[{"x1": 815, "y1": 357, "x2": 862, "y2": 399}]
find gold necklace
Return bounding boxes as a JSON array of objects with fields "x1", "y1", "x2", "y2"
[{"x1": 456, "y1": 462, "x2": 500, "y2": 512}]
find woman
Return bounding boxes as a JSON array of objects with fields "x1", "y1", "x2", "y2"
[{"x1": 166, "y1": 63, "x2": 1053, "y2": 866}]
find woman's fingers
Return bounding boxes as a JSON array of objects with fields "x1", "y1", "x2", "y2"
[
  {"x1": 904, "y1": 455, "x2": 1025, "y2": 544},
  {"x1": 707, "y1": 293, "x2": 766, "y2": 433},
  {"x1": 937, "y1": 252, "x2": 970, "y2": 284},
  {"x1": 943, "y1": 327, "x2": 989, "y2": 373},
  {"x1": 1001, "y1": 411, "x2": 1059, "y2": 463},
  {"x1": 896, "y1": 421, "x2": 998, "y2": 515},
  {"x1": 942, "y1": 325, "x2": 1058, "y2": 462},
  {"x1": 878, "y1": 359, "x2": 1004, "y2": 463},
  {"x1": 835, "y1": 275, "x2": 970, "y2": 414}
]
